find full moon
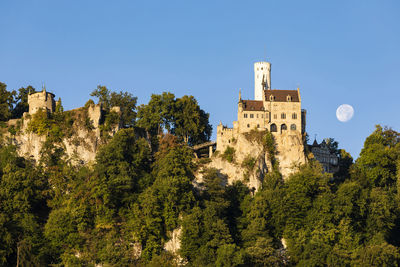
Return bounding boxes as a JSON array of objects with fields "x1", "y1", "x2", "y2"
[{"x1": 336, "y1": 104, "x2": 354, "y2": 122}]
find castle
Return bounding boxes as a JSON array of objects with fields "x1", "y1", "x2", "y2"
[{"x1": 216, "y1": 61, "x2": 307, "y2": 177}]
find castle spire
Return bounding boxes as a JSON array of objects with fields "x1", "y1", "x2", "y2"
[{"x1": 239, "y1": 89, "x2": 242, "y2": 101}]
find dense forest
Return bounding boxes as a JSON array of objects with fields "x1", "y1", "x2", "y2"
[{"x1": 0, "y1": 82, "x2": 400, "y2": 266}]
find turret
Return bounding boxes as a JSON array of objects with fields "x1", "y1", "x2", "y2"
[{"x1": 254, "y1": 61, "x2": 271, "y2": 100}]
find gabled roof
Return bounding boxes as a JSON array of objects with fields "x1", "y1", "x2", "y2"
[
  {"x1": 264, "y1": 89, "x2": 299, "y2": 102},
  {"x1": 242, "y1": 100, "x2": 264, "y2": 111}
]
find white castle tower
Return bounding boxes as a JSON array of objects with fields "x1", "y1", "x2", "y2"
[{"x1": 254, "y1": 61, "x2": 271, "y2": 100}]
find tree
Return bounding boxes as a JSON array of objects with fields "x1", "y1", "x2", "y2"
[
  {"x1": 180, "y1": 169, "x2": 234, "y2": 265},
  {"x1": 0, "y1": 145, "x2": 49, "y2": 266},
  {"x1": 94, "y1": 128, "x2": 151, "y2": 211},
  {"x1": 129, "y1": 136, "x2": 195, "y2": 261},
  {"x1": 325, "y1": 138, "x2": 339, "y2": 157},
  {"x1": 335, "y1": 148, "x2": 353, "y2": 180},
  {"x1": 90, "y1": 85, "x2": 111, "y2": 109},
  {"x1": 173, "y1": 95, "x2": 212, "y2": 145},
  {"x1": 137, "y1": 92, "x2": 176, "y2": 136},
  {"x1": 11, "y1": 85, "x2": 36, "y2": 118},
  {"x1": 137, "y1": 94, "x2": 165, "y2": 136},
  {"x1": 109, "y1": 91, "x2": 137, "y2": 127},
  {"x1": 91, "y1": 85, "x2": 138, "y2": 127},
  {"x1": 355, "y1": 125, "x2": 400, "y2": 187},
  {"x1": 0, "y1": 82, "x2": 15, "y2": 122},
  {"x1": 137, "y1": 93, "x2": 212, "y2": 146}
]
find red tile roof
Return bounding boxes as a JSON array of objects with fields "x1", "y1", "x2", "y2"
[
  {"x1": 242, "y1": 100, "x2": 264, "y2": 111},
  {"x1": 264, "y1": 90, "x2": 299, "y2": 102}
]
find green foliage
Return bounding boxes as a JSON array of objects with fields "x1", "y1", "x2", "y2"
[
  {"x1": 0, "y1": 82, "x2": 15, "y2": 122},
  {"x1": 2, "y1": 84, "x2": 400, "y2": 267},
  {"x1": 355, "y1": 125, "x2": 400, "y2": 187},
  {"x1": 335, "y1": 148, "x2": 353, "y2": 180},
  {"x1": 27, "y1": 108, "x2": 51, "y2": 135},
  {"x1": 137, "y1": 93, "x2": 212, "y2": 146},
  {"x1": 12, "y1": 85, "x2": 36, "y2": 118},
  {"x1": 221, "y1": 146, "x2": 235, "y2": 163},
  {"x1": 173, "y1": 95, "x2": 212, "y2": 145},
  {"x1": 0, "y1": 145, "x2": 49, "y2": 265},
  {"x1": 91, "y1": 85, "x2": 137, "y2": 127},
  {"x1": 241, "y1": 155, "x2": 257, "y2": 171},
  {"x1": 244, "y1": 129, "x2": 279, "y2": 170},
  {"x1": 129, "y1": 136, "x2": 195, "y2": 261}
]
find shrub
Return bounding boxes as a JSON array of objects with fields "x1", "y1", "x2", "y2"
[
  {"x1": 222, "y1": 146, "x2": 235, "y2": 163},
  {"x1": 241, "y1": 155, "x2": 257, "y2": 171}
]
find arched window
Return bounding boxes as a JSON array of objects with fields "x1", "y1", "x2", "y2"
[
  {"x1": 247, "y1": 124, "x2": 250, "y2": 128},
  {"x1": 281, "y1": 113, "x2": 286, "y2": 119},
  {"x1": 287, "y1": 95, "x2": 292, "y2": 102},
  {"x1": 290, "y1": 124, "x2": 296, "y2": 130},
  {"x1": 257, "y1": 124, "x2": 260, "y2": 128},
  {"x1": 292, "y1": 113, "x2": 297, "y2": 119},
  {"x1": 281, "y1": 124, "x2": 287, "y2": 133},
  {"x1": 270, "y1": 124, "x2": 277, "y2": 132},
  {"x1": 269, "y1": 95, "x2": 275, "y2": 101}
]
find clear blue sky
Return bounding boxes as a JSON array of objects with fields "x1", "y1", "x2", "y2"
[{"x1": 1, "y1": 0, "x2": 399, "y2": 158}]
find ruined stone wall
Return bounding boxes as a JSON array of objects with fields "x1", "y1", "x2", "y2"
[
  {"x1": 216, "y1": 123, "x2": 235, "y2": 152},
  {"x1": 88, "y1": 104, "x2": 102, "y2": 129}
]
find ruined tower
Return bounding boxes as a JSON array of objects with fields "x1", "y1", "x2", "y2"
[{"x1": 27, "y1": 87, "x2": 56, "y2": 115}]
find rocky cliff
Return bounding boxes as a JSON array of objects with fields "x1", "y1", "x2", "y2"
[{"x1": 1, "y1": 103, "x2": 120, "y2": 164}]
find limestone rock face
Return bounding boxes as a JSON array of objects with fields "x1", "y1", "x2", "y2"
[
  {"x1": 196, "y1": 132, "x2": 271, "y2": 191},
  {"x1": 164, "y1": 227, "x2": 182, "y2": 254},
  {"x1": 3, "y1": 105, "x2": 119, "y2": 164},
  {"x1": 273, "y1": 131, "x2": 307, "y2": 178},
  {"x1": 198, "y1": 130, "x2": 306, "y2": 191},
  {"x1": 7, "y1": 122, "x2": 100, "y2": 164}
]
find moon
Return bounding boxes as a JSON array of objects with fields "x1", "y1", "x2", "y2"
[{"x1": 336, "y1": 104, "x2": 354, "y2": 122}]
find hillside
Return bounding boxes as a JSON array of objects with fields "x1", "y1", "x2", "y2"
[{"x1": 0, "y1": 83, "x2": 400, "y2": 266}]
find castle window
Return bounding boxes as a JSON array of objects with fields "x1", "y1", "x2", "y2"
[
  {"x1": 290, "y1": 124, "x2": 296, "y2": 130},
  {"x1": 274, "y1": 114, "x2": 277, "y2": 119},
  {"x1": 281, "y1": 124, "x2": 287, "y2": 133},
  {"x1": 287, "y1": 95, "x2": 292, "y2": 102},
  {"x1": 257, "y1": 124, "x2": 260, "y2": 128},
  {"x1": 292, "y1": 113, "x2": 297, "y2": 119},
  {"x1": 247, "y1": 124, "x2": 250, "y2": 128},
  {"x1": 250, "y1": 114, "x2": 254, "y2": 118},
  {"x1": 270, "y1": 123, "x2": 277, "y2": 132},
  {"x1": 281, "y1": 113, "x2": 286, "y2": 119},
  {"x1": 269, "y1": 95, "x2": 275, "y2": 101},
  {"x1": 244, "y1": 113, "x2": 248, "y2": 118},
  {"x1": 256, "y1": 114, "x2": 259, "y2": 118},
  {"x1": 261, "y1": 114, "x2": 263, "y2": 118}
]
